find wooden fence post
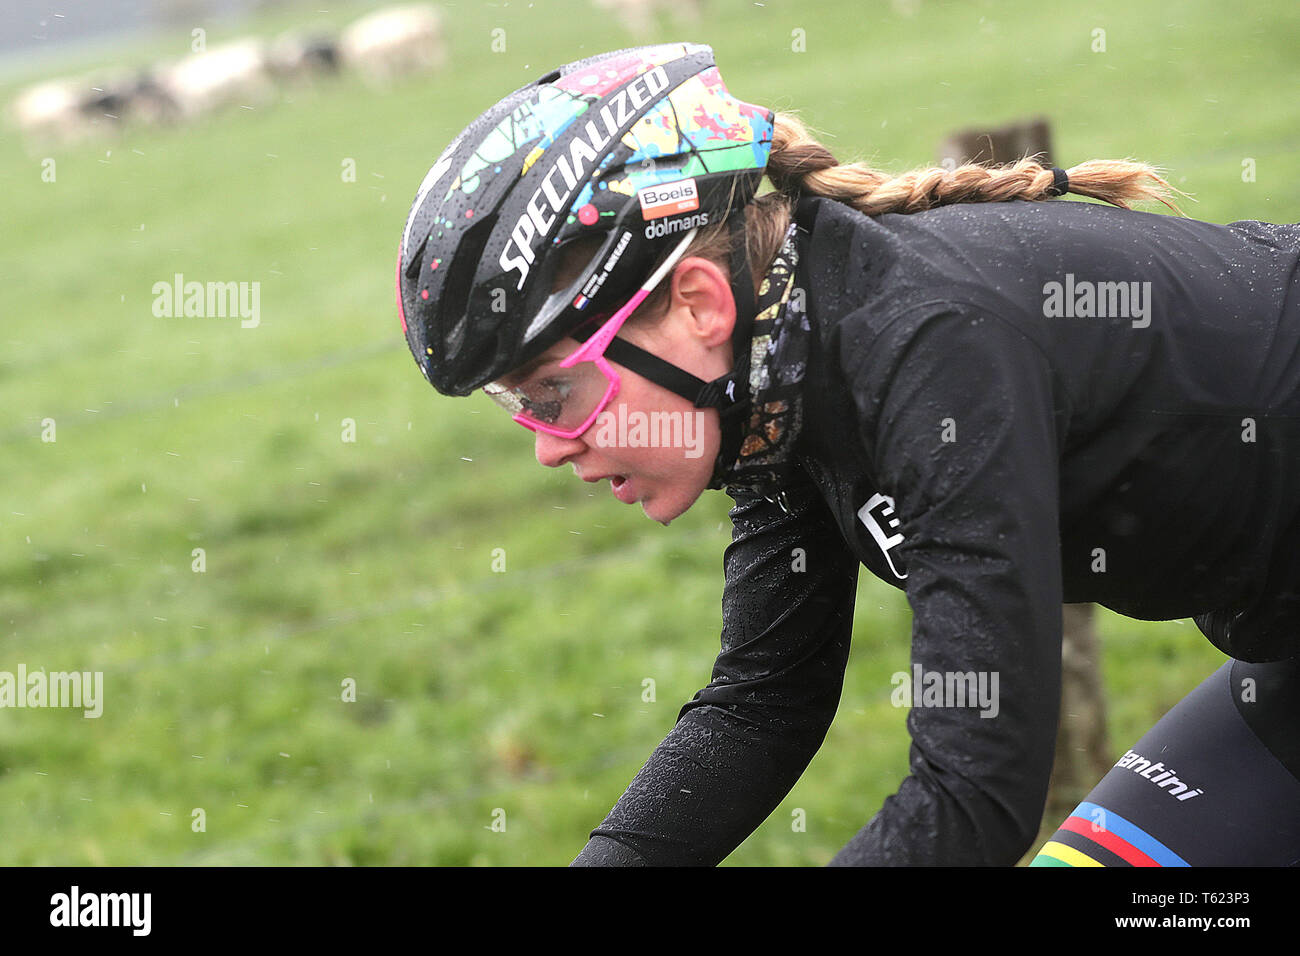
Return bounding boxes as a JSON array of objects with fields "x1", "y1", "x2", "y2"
[{"x1": 937, "y1": 120, "x2": 1114, "y2": 855}]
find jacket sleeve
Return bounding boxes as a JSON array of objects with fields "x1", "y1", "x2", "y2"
[
  {"x1": 829, "y1": 305, "x2": 1066, "y2": 865},
  {"x1": 571, "y1": 469, "x2": 860, "y2": 866}
]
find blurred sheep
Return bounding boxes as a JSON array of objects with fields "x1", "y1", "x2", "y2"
[
  {"x1": 267, "y1": 30, "x2": 340, "y2": 83},
  {"x1": 151, "y1": 38, "x2": 276, "y2": 122},
  {"x1": 339, "y1": 4, "x2": 445, "y2": 86},
  {"x1": 10, "y1": 77, "x2": 88, "y2": 145}
]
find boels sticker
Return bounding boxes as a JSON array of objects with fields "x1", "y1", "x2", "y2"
[{"x1": 637, "y1": 178, "x2": 700, "y2": 220}]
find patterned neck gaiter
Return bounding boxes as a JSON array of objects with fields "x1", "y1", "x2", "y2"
[{"x1": 717, "y1": 220, "x2": 811, "y2": 501}]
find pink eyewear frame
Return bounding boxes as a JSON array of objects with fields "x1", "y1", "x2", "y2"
[{"x1": 504, "y1": 227, "x2": 699, "y2": 440}]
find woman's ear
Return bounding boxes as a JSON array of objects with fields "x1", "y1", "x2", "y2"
[{"x1": 670, "y1": 256, "x2": 735, "y2": 349}]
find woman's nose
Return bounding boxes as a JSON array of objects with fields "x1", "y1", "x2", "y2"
[{"x1": 534, "y1": 428, "x2": 586, "y2": 468}]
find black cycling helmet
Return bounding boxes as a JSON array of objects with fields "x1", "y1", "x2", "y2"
[{"x1": 396, "y1": 42, "x2": 775, "y2": 399}]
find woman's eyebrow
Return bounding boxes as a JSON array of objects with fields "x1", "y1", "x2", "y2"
[{"x1": 498, "y1": 350, "x2": 563, "y2": 387}]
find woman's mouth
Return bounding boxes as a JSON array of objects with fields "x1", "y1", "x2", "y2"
[{"x1": 610, "y1": 474, "x2": 636, "y2": 504}]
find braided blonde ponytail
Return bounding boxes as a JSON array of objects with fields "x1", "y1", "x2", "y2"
[
  {"x1": 765, "y1": 112, "x2": 1188, "y2": 216},
  {"x1": 559, "y1": 113, "x2": 1187, "y2": 331}
]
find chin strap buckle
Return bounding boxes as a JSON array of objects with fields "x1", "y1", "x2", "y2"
[{"x1": 694, "y1": 371, "x2": 749, "y2": 421}]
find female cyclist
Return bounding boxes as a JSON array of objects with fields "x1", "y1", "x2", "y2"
[{"x1": 395, "y1": 42, "x2": 1300, "y2": 866}]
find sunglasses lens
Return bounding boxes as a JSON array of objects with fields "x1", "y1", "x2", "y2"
[{"x1": 485, "y1": 360, "x2": 612, "y2": 434}]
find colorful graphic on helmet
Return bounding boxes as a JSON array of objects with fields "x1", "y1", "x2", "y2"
[
  {"x1": 569, "y1": 67, "x2": 774, "y2": 216},
  {"x1": 448, "y1": 86, "x2": 589, "y2": 200},
  {"x1": 397, "y1": 43, "x2": 776, "y2": 396},
  {"x1": 551, "y1": 46, "x2": 691, "y2": 97},
  {"x1": 436, "y1": 63, "x2": 771, "y2": 222},
  {"x1": 435, "y1": 43, "x2": 706, "y2": 205}
]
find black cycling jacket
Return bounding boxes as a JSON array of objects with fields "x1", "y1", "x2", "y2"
[{"x1": 571, "y1": 195, "x2": 1300, "y2": 866}]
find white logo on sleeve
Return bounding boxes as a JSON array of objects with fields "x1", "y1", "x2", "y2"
[{"x1": 857, "y1": 492, "x2": 908, "y2": 580}]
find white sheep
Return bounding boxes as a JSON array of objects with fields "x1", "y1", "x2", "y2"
[
  {"x1": 9, "y1": 77, "x2": 88, "y2": 145},
  {"x1": 339, "y1": 4, "x2": 446, "y2": 86},
  {"x1": 153, "y1": 38, "x2": 276, "y2": 122}
]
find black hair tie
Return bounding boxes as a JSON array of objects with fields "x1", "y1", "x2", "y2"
[{"x1": 1046, "y1": 166, "x2": 1070, "y2": 197}]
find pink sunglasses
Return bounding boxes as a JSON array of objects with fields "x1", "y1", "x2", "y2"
[{"x1": 484, "y1": 227, "x2": 699, "y2": 439}]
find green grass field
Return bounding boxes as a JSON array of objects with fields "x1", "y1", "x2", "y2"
[{"x1": 1, "y1": 0, "x2": 1296, "y2": 865}]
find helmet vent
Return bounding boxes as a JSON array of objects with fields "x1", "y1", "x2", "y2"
[
  {"x1": 439, "y1": 211, "x2": 499, "y2": 339},
  {"x1": 404, "y1": 233, "x2": 429, "y2": 281}
]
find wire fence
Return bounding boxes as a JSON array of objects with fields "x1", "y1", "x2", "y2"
[
  {"x1": 100, "y1": 521, "x2": 728, "y2": 678},
  {"x1": 171, "y1": 745, "x2": 651, "y2": 865},
  {"x1": 1, "y1": 338, "x2": 405, "y2": 446},
  {"x1": 7, "y1": 130, "x2": 1299, "y2": 445}
]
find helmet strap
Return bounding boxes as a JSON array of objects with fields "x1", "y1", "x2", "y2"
[
  {"x1": 599, "y1": 335, "x2": 748, "y2": 418},
  {"x1": 602, "y1": 337, "x2": 713, "y2": 403},
  {"x1": 575, "y1": 212, "x2": 757, "y2": 491},
  {"x1": 703, "y1": 212, "x2": 758, "y2": 489},
  {"x1": 607, "y1": 212, "x2": 757, "y2": 490}
]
